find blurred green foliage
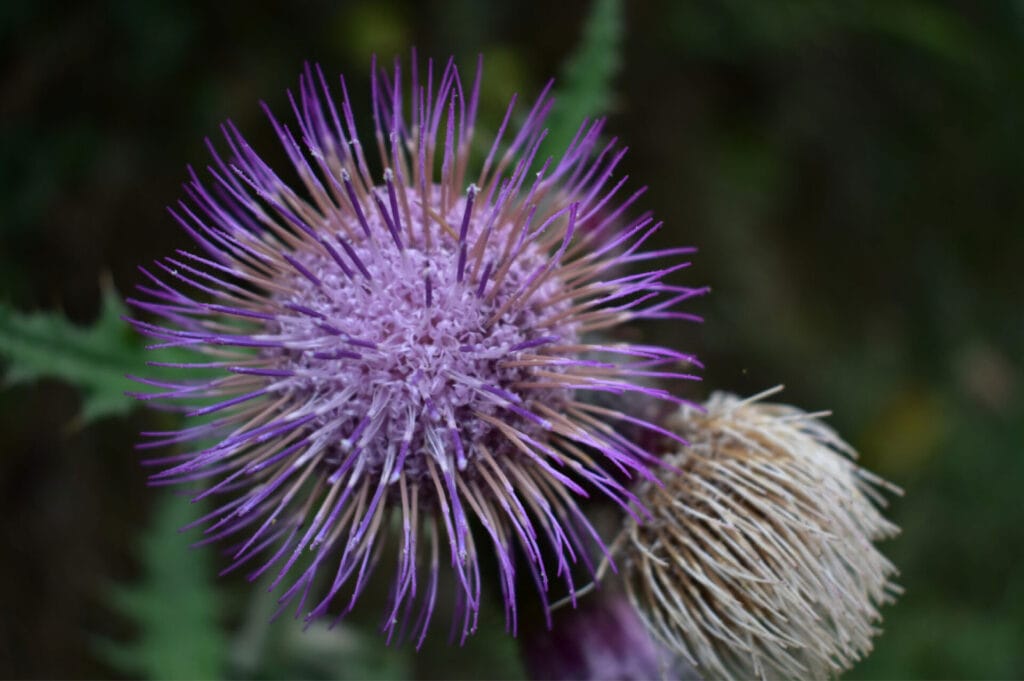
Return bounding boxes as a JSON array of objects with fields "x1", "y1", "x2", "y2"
[
  {"x1": 94, "y1": 494, "x2": 226, "y2": 680},
  {"x1": 0, "y1": 281, "x2": 202, "y2": 425},
  {"x1": 1, "y1": 0, "x2": 1022, "y2": 679},
  {"x1": 540, "y1": 0, "x2": 623, "y2": 160},
  {"x1": 0, "y1": 282, "x2": 153, "y2": 423},
  {"x1": 0, "y1": 280, "x2": 139, "y2": 419}
]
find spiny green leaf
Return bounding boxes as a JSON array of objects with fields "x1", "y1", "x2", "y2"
[
  {"x1": 0, "y1": 281, "x2": 189, "y2": 424},
  {"x1": 543, "y1": 0, "x2": 624, "y2": 157},
  {"x1": 95, "y1": 493, "x2": 225, "y2": 680}
]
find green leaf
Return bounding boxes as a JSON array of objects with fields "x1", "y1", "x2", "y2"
[
  {"x1": 543, "y1": 0, "x2": 624, "y2": 157},
  {"x1": 95, "y1": 493, "x2": 226, "y2": 680},
  {"x1": 0, "y1": 281, "x2": 181, "y2": 424}
]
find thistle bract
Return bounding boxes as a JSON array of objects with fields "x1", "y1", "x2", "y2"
[{"x1": 129, "y1": 56, "x2": 704, "y2": 645}]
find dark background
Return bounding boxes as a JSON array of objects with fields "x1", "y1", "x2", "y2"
[{"x1": 2, "y1": 0, "x2": 1022, "y2": 678}]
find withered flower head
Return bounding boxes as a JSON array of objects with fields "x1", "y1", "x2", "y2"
[{"x1": 622, "y1": 387, "x2": 900, "y2": 679}]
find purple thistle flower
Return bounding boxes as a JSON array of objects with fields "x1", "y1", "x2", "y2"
[{"x1": 128, "y1": 55, "x2": 706, "y2": 646}]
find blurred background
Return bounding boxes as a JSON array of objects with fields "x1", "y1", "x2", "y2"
[{"x1": 2, "y1": 0, "x2": 1022, "y2": 678}]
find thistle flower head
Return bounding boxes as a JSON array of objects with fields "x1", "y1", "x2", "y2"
[
  {"x1": 129, "y1": 56, "x2": 704, "y2": 645},
  {"x1": 622, "y1": 387, "x2": 900, "y2": 679}
]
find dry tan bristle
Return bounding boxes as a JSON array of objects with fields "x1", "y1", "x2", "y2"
[{"x1": 622, "y1": 389, "x2": 901, "y2": 680}]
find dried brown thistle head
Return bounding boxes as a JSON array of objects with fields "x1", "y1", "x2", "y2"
[{"x1": 621, "y1": 387, "x2": 901, "y2": 680}]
